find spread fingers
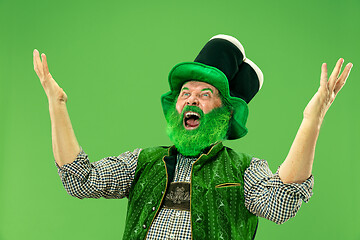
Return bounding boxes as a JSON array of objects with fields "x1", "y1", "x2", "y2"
[
  {"x1": 328, "y1": 58, "x2": 344, "y2": 91},
  {"x1": 42, "y1": 53, "x2": 50, "y2": 76},
  {"x1": 334, "y1": 63, "x2": 353, "y2": 95},
  {"x1": 33, "y1": 49, "x2": 43, "y2": 78}
]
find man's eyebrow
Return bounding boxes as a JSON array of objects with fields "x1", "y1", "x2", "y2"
[
  {"x1": 181, "y1": 87, "x2": 189, "y2": 91},
  {"x1": 201, "y1": 88, "x2": 213, "y2": 93}
]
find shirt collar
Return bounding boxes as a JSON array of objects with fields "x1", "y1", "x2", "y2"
[{"x1": 168, "y1": 141, "x2": 224, "y2": 161}]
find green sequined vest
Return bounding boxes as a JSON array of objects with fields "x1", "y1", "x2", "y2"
[{"x1": 123, "y1": 142, "x2": 258, "y2": 239}]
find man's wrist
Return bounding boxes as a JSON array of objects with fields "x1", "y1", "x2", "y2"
[
  {"x1": 48, "y1": 99, "x2": 68, "y2": 116},
  {"x1": 302, "y1": 115, "x2": 322, "y2": 131},
  {"x1": 48, "y1": 98, "x2": 66, "y2": 107}
]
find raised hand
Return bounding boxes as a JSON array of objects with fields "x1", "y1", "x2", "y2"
[
  {"x1": 279, "y1": 59, "x2": 353, "y2": 184},
  {"x1": 33, "y1": 49, "x2": 68, "y2": 103},
  {"x1": 33, "y1": 49, "x2": 80, "y2": 166},
  {"x1": 303, "y1": 58, "x2": 353, "y2": 124}
]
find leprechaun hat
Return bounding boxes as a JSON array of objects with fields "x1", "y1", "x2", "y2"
[{"x1": 161, "y1": 34, "x2": 263, "y2": 139}]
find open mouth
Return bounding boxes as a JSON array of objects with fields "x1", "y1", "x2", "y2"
[{"x1": 183, "y1": 111, "x2": 200, "y2": 130}]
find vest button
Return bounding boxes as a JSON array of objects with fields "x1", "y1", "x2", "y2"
[
  {"x1": 152, "y1": 207, "x2": 156, "y2": 211},
  {"x1": 142, "y1": 224, "x2": 146, "y2": 229},
  {"x1": 161, "y1": 191, "x2": 164, "y2": 195}
]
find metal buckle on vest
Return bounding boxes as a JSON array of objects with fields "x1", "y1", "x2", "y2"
[{"x1": 163, "y1": 182, "x2": 190, "y2": 211}]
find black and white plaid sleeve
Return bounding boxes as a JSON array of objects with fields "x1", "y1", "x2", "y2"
[
  {"x1": 56, "y1": 147, "x2": 141, "y2": 199},
  {"x1": 244, "y1": 157, "x2": 314, "y2": 224}
]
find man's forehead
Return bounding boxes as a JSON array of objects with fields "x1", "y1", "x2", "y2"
[{"x1": 180, "y1": 81, "x2": 219, "y2": 93}]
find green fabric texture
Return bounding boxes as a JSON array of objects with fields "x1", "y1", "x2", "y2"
[
  {"x1": 161, "y1": 62, "x2": 249, "y2": 139},
  {"x1": 123, "y1": 142, "x2": 258, "y2": 239}
]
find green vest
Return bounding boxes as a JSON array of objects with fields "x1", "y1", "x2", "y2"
[{"x1": 123, "y1": 142, "x2": 258, "y2": 239}]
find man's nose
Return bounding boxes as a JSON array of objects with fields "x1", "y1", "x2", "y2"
[{"x1": 186, "y1": 95, "x2": 199, "y2": 106}]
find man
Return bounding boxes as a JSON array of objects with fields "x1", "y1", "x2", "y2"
[{"x1": 33, "y1": 35, "x2": 352, "y2": 239}]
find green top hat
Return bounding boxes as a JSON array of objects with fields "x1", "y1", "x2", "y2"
[{"x1": 161, "y1": 34, "x2": 263, "y2": 140}]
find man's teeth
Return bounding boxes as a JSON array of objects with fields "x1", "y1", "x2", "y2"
[{"x1": 185, "y1": 112, "x2": 200, "y2": 118}]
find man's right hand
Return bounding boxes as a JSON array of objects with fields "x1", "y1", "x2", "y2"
[
  {"x1": 33, "y1": 49, "x2": 68, "y2": 104},
  {"x1": 33, "y1": 49, "x2": 80, "y2": 167}
]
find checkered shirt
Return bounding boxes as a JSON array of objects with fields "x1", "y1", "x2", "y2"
[
  {"x1": 57, "y1": 147, "x2": 314, "y2": 239},
  {"x1": 146, "y1": 154, "x2": 196, "y2": 240}
]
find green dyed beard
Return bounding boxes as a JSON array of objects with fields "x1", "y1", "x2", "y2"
[{"x1": 166, "y1": 105, "x2": 232, "y2": 157}]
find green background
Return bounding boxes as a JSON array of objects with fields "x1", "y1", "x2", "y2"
[{"x1": 0, "y1": 0, "x2": 359, "y2": 239}]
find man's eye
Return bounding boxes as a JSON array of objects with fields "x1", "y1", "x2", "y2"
[
  {"x1": 183, "y1": 93, "x2": 190, "y2": 97},
  {"x1": 202, "y1": 93, "x2": 209, "y2": 97}
]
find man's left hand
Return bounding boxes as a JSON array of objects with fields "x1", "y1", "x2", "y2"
[{"x1": 303, "y1": 58, "x2": 353, "y2": 125}]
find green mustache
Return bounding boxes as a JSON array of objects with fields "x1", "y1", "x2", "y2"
[
  {"x1": 181, "y1": 105, "x2": 204, "y2": 118},
  {"x1": 166, "y1": 105, "x2": 232, "y2": 156}
]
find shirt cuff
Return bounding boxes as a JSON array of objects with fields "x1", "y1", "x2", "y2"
[
  {"x1": 266, "y1": 169, "x2": 314, "y2": 203},
  {"x1": 56, "y1": 147, "x2": 91, "y2": 181}
]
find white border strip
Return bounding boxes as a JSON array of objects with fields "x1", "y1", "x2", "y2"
[
  {"x1": 244, "y1": 58, "x2": 264, "y2": 90},
  {"x1": 210, "y1": 34, "x2": 246, "y2": 60}
]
